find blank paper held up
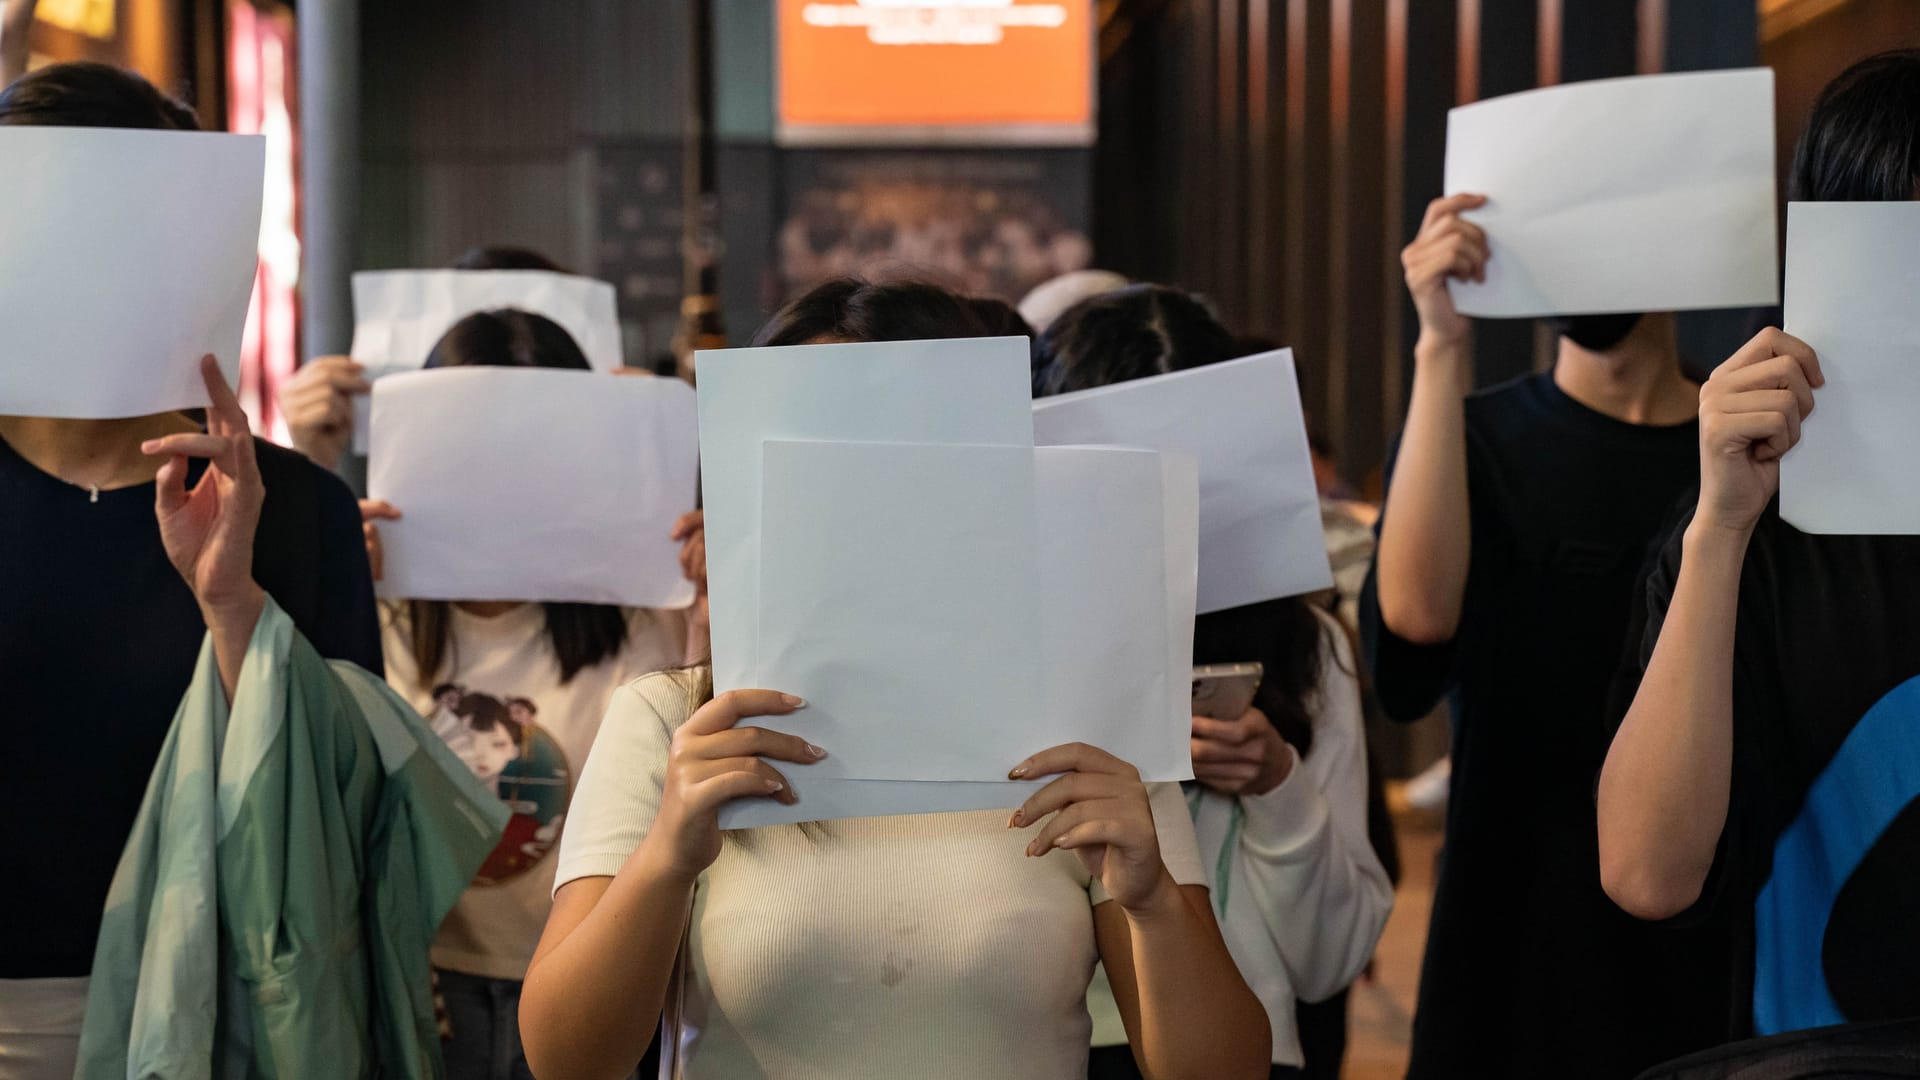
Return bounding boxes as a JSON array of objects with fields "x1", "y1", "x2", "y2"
[
  {"x1": 368, "y1": 367, "x2": 698, "y2": 607},
  {"x1": 1443, "y1": 68, "x2": 1778, "y2": 318},
  {"x1": 0, "y1": 128, "x2": 265, "y2": 418}
]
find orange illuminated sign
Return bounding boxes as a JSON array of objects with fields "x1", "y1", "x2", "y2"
[{"x1": 777, "y1": 0, "x2": 1095, "y2": 145}]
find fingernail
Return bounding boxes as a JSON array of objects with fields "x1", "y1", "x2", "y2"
[
  {"x1": 767, "y1": 780, "x2": 784, "y2": 792},
  {"x1": 806, "y1": 743, "x2": 827, "y2": 759},
  {"x1": 140, "y1": 439, "x2": 160, "y2": 453},
  {"x1": 782, "y1": 694, "x2": 806, "y2": 708},
  {"x1": 1009, "y1": 810, "x2": 1024, "y2": 827},
  {"x1": 1008, "y1": 763, "x2": 1028, "y2": 779},
  {"x1": 1025, "y1": 840, "x2": 1041, "y2": 857}
]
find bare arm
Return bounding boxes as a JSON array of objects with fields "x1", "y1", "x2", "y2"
[
  {"x1": 1374, "y1": 194, "x2": 1488, "y2": 645},
  {"x1": 1598, "y1": 329, "x2": 1821, "y2": 920},
  {"x1": 1, "y1": 0, "x2": 38, "y2": 88},
  {"x1": 1097, "y1": 885, "x2": 1269, "y2": 1079},
  {"x1": 520, "y1": 689, "x2": 817, "y2": 1080}
]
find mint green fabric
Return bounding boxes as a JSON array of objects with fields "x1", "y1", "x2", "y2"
[{"x1": 77, "y1": 598, "x2": 508, "y2": 1079}]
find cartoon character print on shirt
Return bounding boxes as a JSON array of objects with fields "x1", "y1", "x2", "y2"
[
  {"x1": 425, "y1": 686, "x2": 573, "y2": 886},
  {"x1": 1753, "y1": 673, "x2": 1920, "y2": 1034}
]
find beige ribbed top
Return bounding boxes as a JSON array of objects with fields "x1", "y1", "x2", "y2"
[{"x1": 556, "y1": 671, "x2": 1205, "y2": 1079}]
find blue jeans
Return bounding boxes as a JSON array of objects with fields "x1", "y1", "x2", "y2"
[
  {"x1": 438, "y1": 970, "x2": 651, "y2": 1080},
  {"x1": 438, "y1": 970, "x2": 537, "y2": 1080}
]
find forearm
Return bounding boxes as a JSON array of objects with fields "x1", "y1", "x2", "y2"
[
  {"x1": 1127, "y1": 879, "x2": 1270, "y2": 1079},
  {"x1": 1598, "y1": 518, "x2": 1748, "y2": 919},
  {"x1": 203, "y1": 584, "x2": 268, "y2": 703},
  {"x1": 521, "y1": 838, "x2": 697, "y2": 1079},
  {"x1": 1375, "y1": 335, "x2": 1474, "y2": 644}
]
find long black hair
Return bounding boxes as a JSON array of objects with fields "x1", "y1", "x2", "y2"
[
  {"x1": 1790, "y1": 49, "x2": 1920, "y2": 202},
  {"x1": 402, "y1": 309, "x2": 631, "y2": 687},
  {"x1": 0, "y1": 61, "x2": 199, "y2": 130},
  {"x1": 1036, "y1": 285, "x2": 1330, "y2": 755}
]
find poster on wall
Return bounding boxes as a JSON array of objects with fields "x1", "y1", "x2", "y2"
[
  {"x1": 776, "y1": 0, "x2": 1095, "y2": 146},
  {"x1": 777, "y1": 149, "x2": 1092, "y2": 304}
]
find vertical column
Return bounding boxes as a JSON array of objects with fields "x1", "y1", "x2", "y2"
[{"x1": 299, "y1": 0, "x2": 360, "y2": 361}]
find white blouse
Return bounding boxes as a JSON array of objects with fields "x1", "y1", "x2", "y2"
[{"x1": 556, "y1": 670, "x2": 1207, "y2": 1079}]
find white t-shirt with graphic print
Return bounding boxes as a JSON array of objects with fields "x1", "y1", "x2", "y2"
[{"x1": 381, "y1": 601, "x2": 692, "y2": 981}]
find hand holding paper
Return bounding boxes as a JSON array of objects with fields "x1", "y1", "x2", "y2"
[{"x1": 348, "y1": 270, "x2": 623, "y2": 452}]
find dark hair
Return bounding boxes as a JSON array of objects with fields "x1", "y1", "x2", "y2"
[
  {"x1": 1790, "y1": 49, "x2": 1920, "y2": 202},
  {"x1": 0, "y1": 61, "x2": 199, "y2": 131},
  {"x1": 752, "y1": 279, "x2": 993, "y2": 347},
  {"x1": 457, "y1": 692, "x2": 512, "y2": 734},
  {"x1": 1038, "y1": 285, "x2": 1329, "y2": 754},
  {"x1": 406, "y1": 308, "x2": 629, "y2": 688},
  {"x1": 506, "y1": 696, "x2": 538, "y2": 717},
  {"x1": 449, "y1": 246, "x2": 567, "y2": 273},
  {"x1": 967, "y1": 296, "x2": 1036, "y2": 340},
  {"x1": 1033, "y1": 284, "x2": 1241, "y2": 396},
  {"x1": 425, "y1": 308, "x2": 592, "y2": 371},
  {"x1": 430, "y1": 682, "x2": 463, "y2": 700}
]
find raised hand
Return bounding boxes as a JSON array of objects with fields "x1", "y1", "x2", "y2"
[
  {"x1": 1402, "y1": 193, "x2": 1490, "y2": 349},
  {"x1": 277, "y1": 355, "x2": 370, "y2": 469},
  {"x1": 1009, "y1": 743, "x2": 1174, "y2": 912},
  {"x1": 142, "y1": 356, "x2": 265, "y2": 618},
  {"x1": 649, "y1": 690, "x2": 821, "y2": 877},
  {"x1": 142, "y1": 356, "x2": 267, "y2": 697},
  {"x1": 1696, "y1": 328, "x2": 1823, "y2": 535}
]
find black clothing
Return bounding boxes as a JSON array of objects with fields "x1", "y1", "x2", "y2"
[
  {"x1": 1360, "y1": 372, "x2": 1729, "y2": 1078},
  {"x1": 1622, "y1": 506, "x2": 1920, "y2": 1039},
  {"x1": 1, "y1": 434, "x2": 381, "y2": 978}
]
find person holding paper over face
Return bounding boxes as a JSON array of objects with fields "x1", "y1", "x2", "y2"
[
  {"x1": 521, "y1": 280, "x2": 1270, "y2": 1080},
  {"x1": 1037, "y1": 286, "x2": 1393, "y2": 1080},
  {"x1": 358, "y1": 308, "x2": 701, "y2": 1079},
  {"x1": 1361, "y1": 111, "x2": 1743, "y2": 1079},
  {"x1": 279, "y1": 244, "x2": 591, "y2": 477},
  {"x1": 1602, "y1": 51, "x2": 1920, "y2": 1058},
  {"x1": 72, "y1": 353, "x2": 505, "y2": 1077},
  {"x1": 0, "y1": 65, "x2": 383, "y2": 1078}
]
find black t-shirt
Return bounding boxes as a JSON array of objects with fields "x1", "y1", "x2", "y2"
[
  {"x1": 1359, "y1": 372, "x2": 1730, "y2": 1079},
  {"x1": 1621, "y1": 505, "x2": 1920, "y2": 1040},
  {"x1": 0, "y1": 434, "x2": 381, "y2": 978}
]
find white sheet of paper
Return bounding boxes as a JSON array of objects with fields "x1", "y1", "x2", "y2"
[
  {"x1": 366, "y1": 367, "x2": 698, "y2": 606},
  {"x1": 1780, "y1": 202, "x2": 1920, "y2": 534},
  {"x1": 1162, "y1": 453, "x2": 1201, "y2": 724},
  {"x1": 1443, "y1": 68, "x2": 1778, "y2": 317},
  {"x1": 1035, "y1": 446, "x2": 1188, "y2": 780},
  {"x1": 755, "y1": 440, "x2": 1046, "y2": 780},
  {"x1": 349, "y1": 269, "x2": 623, "y2": 451},
  {"x1": 0, "y1": 128, "x2": 264, "y2": 418},
  {"x1": 695, "y1": 337, "x2": 1035, "y2": 695},
  {"x1": 1033, "y1": 350, "x2": 1332, "y2": 613},
  {"x1": 720, "y1": 451, "x2": 1199, "y2": 829}
]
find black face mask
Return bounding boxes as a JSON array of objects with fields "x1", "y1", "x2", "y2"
[{"x1": 1546, "y1": 312, "x2": 1644, "y2": 353}]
